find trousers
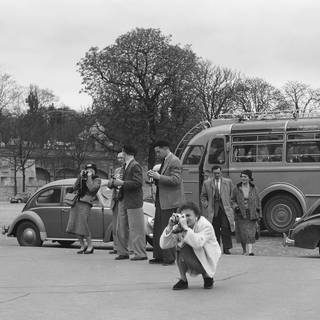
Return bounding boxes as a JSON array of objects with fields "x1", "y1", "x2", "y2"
[
  {"x1": 116, "y1": 200, "x2": 147, "y2": 258},
  {"x1": 212, "y1": 203, "x2": 232, "y2": 250}
]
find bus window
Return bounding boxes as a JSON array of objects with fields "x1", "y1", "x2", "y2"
[
  {"x1": 287, "y1": 141, "x2": 320, "y2": 162},
  {"x1": 208, "y1": 138, "x2": 225, "y2": 164},
  {"x1": 183, "y1": 145, "x2": 204, "y2": 165},
  {"x1": 232, "y1": 144, "x2": 256, "y2": 162},
  {"x1": 257, "y1": 144, "x2": 283, "y2": 162}
]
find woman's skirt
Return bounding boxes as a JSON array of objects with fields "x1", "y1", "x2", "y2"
[
  {"x1": 177, "y1": 244, "x2": 206, "y2": 276},
  {"x1": 66, "y1": 201, "x2": 91, "y2": 237},
  {"x1": 235, "y1": 217, "x2": 257, "y2": 244}
]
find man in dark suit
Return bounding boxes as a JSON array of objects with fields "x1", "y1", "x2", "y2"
[
  {"x1": 112, "y1": 145, "x2": 147, "y2": 261},
  {"x1": 107, "y1": 152, "x2": 125, "y2": 254},
  {"x1": 148, "y1": 140, "x2": 183, "y2": 265}
]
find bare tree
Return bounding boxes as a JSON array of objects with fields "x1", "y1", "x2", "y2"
[
  {"x1": 0, "y1": 71, "x2": 25, "y2": 113},
  {"x1": 193, "y1": 60, "x2": 240, "y2": 121},
  {"x1": 283, "y1": 81, "x2": 320, "y2": 116},
  {"x1": 234, "y1": 77, "x2": 287, "y2": 115}
]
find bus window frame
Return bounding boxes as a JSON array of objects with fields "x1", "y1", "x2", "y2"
[
  {"x1": 230, "y1": 132, "x2": 284, "y2": 164},
  {"x1": 182, "y1": 145, "x2": 205, "y2": 166},
  {"x1": 207, "y1": 135, "x2": 227, "y2": 166}
]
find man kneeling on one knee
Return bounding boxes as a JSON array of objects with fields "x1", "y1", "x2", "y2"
[{"x1": 160, "y1": 202, "x2": 221, "y2": 290}]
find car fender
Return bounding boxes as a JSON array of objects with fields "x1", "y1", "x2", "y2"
[
  {"x1": 7, "y1": 211, "x2": 47, "y2": 241},
  {"x1": 291, "y1": 216, "x2": 320, "y2": 249},
  {"x1": 260, "y1": 183, "x2": 307, "y2": 214}
]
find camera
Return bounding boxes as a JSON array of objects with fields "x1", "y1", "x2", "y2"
[
  {"x1": 81, "y1": 170, "x2": 88, "y2": 178},
  {"x1": 171, "y1": 213, "x2": 185, "y2": 234}
]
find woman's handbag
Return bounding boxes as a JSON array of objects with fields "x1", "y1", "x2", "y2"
[
  {"x1": 64, "y1": 192, "x2": 78, "y2": 207},
  {"x1": 255, "y1": 221, "x2": 261, "y2": 240}
]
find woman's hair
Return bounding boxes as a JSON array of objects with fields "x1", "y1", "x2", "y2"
[{"x1": 179, "y1": 201, "x2": 202, "y2": 217}]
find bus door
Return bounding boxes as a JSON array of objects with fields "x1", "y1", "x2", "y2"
[
  {"x1": 181, "y1": 144, "x2": 206, "y2": 204},
  {"x1": 203, "y1": 135, "x2": 229, "y2": 176}
]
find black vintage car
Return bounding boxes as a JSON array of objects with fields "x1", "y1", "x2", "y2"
[{"x1": 283, "y1": 199, "x2": 320, "y2": 254}]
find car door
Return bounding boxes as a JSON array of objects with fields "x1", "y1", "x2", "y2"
[
  {"x1": 32, "y1": 186, "x2": 65, "y2": 238},
  {"x1": 60, "y1": 186, "x2": 104, "y2": 239}
]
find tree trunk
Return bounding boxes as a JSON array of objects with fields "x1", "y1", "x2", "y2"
[
  {"x1": 22, "y1": 166, "x2": 26, "y2": 192},
  {"x1": 13, "y1": 157, "x2": 17, "y2": 195}
]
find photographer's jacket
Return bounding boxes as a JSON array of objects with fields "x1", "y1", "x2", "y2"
[
  {"x1": 74, "y1": 175, "x2": 101, "y2": 206},
  {"x1": 121, "y1": 159, "x2": 143, "y2": 209},
  {"x1": 160, "y1": 216, "x2": 221, "y2": 277},
  {"x1": 157, "y1": 153, "x2": 183, "y2": 210}
]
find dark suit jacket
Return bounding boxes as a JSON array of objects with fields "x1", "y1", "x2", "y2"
[
  {"x1": 158, "y1": 153, "x2": 183, "y2": 210},
  {"x1": 122, "y1": 159, "x2": 143, "y2": 209}
]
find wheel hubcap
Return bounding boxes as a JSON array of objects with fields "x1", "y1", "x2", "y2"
[
  {"x1": 22, "y1": 228, "x2": 36, "y2": 245},
  {"x1": 270, "y1": 204, "x2": 292, "y2": 228}
]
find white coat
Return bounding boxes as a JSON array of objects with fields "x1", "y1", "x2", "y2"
[{"x1": 160, "y1": 216, "x2": 221, "y2": 278}]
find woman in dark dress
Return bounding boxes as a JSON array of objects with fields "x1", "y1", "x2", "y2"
[
  {"x1": 66, "y1": 163, "x2": 101, "y2": 254},
  {"x1": 231, "y1": 170, "x2": 261, "y2": 256}
]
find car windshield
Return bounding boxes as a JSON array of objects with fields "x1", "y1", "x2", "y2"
[{"x1": 98, "y1": 184, "x2": 113, "y2": 207}]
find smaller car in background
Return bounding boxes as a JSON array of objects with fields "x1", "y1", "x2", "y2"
[
  {"x1": 9, "y1": 192, "x2": 31, "y2": 203},
  {"x1": 283, "y1": 199, "x2": 320, "y2": 254}
]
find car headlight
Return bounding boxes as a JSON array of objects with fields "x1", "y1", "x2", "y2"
[{"x1": 295, "y1": 217, "x2": 301, "y2": 223}]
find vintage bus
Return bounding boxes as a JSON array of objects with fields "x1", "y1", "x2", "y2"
[{"x1": 177, "y1": 116, "x2": 320, "y2": 233}]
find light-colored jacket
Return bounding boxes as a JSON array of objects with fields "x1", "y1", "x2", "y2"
[
  {"x1": 158, "y1": 153, "x2": 183, "y2": 210},
  {"x1": 160, "y1": 216, "x2": 221, "y2": 278},
  {"x1": 200, "y1": 177, "x2": 235, "y2": 232}
]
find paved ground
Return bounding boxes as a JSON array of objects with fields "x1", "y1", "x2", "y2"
[{"x1": 0, "y1": 202, "x2": 319, "y2": 319}]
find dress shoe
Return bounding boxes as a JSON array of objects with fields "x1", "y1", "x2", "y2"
[
  {"x1": 162, "y1": 261, "x2": 175, "y2": 266},
  {"x1": 130, "y1": 256, "x2": 148, "y2": 261},
  {"x1": 77, "y1": 246, "x2": 88, "y2": 254},
  {"x1": 84, "y1": 247, "x2": 94, "y2": 254},
  {"x1": 172, "y1": 279, "x2": 188, "y2": 290},
  {"x1": 203, "y1": 277, "x2": 214, "y2": 289},
  {"x1": 115, "y1": 255, "x2": 130, "y2": 260},
  {"x1": 149, "y1": 258, "x2": 163, "y2": 264},
  {"x1": 223, "y1": 249, "x2": 231, "y2": 255},
  {"x1": 109, "y1": 250, "x2": 117, "y2": 254},
  {"x1": 248, "y1": 252, "x2": 255, "y2": 256}
]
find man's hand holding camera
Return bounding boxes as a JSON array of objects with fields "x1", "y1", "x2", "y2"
[
  {"x1": 147, "y1": 169, "x2": 161, "y2": 181},
  {"x1": 112, "y1": 178, "x2": 124, "y2": 187}
]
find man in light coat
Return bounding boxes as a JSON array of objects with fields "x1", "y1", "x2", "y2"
[
  {"x1": 201, "y1": 165, "x2": 234, "y2": 254},
  {"x1": 148, "y1": 140, "x2": 183, "y2": 265}
]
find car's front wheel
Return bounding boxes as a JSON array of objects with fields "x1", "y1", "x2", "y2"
[{"x1": 16, "y1": 221, "x2": 43, "y2": 247}]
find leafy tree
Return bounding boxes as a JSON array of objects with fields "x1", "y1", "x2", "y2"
[{"x1": 78, "y1": 28, "x2": 201, "y2": 166}]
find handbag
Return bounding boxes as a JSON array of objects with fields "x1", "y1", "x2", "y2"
[
  {"x1": 255, "y1": 221, "x2": 261, "y2": 240},
  {"x1": 64, "y1": 192, "x2": 78, "y2": 207}
]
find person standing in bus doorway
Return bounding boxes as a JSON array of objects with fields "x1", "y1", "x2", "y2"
[
  {"x1": 107, "y1": 152, "x2": 125, "y2": 255},
  {"x1": 201, "y1": 165, "x2": 235, "y2": 254},
  {"x1": 231, "y1": 170, "x2": 261, "y2": 256},
  {"x1": 148, "y1": 140, "x2": 183, "y2": 266}
]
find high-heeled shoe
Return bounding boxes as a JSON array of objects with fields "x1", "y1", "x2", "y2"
[
  {"x1": 77, "y1": 246, "x2": 88, "y2": 254},
  {"x1": 84, "y1": 247, "x2": 94, "y2": 254}
]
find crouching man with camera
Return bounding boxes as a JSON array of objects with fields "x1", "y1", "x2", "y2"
[{"x1": 160, "y1": 202, "x2": 221, "y2": 290}]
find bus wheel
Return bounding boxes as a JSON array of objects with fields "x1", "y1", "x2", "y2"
[{"x1": 263, "y1": 194, "x2": 301, "y2": 233}]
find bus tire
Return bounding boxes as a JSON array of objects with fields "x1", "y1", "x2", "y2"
[{"x1": 263, "y1": 194, "x2": 301, "y2": 233}]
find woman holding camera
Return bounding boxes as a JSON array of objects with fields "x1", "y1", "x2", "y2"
[
  {"x1": 66, "y1": 163, "x2": 101, "y2": 254},
  {"x1": 160, "y1": 202, "x2": 221, "y2": 290},
  {"x1": 231, "y1": 170, "x2": 261, "y2": 256}
]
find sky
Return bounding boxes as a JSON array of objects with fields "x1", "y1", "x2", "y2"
[{"x1": 1, "y1": 0, "x2": 320, "y2": 109}]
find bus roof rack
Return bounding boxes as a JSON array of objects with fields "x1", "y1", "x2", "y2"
[
  {"x1": 174, "y1": 121, "x2": 211, "y2": 158},
  {"x1": 216, "y1": 111, "x2": 320, "y2": 121}
]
